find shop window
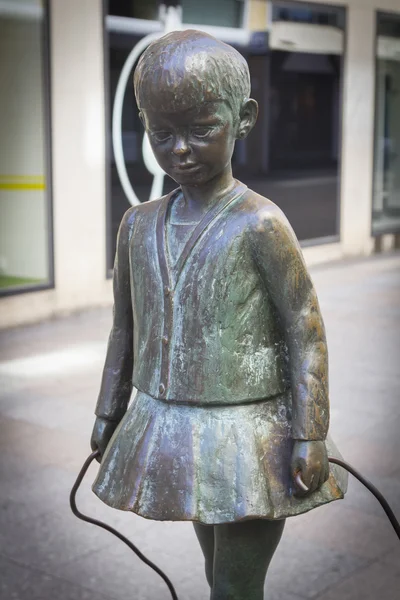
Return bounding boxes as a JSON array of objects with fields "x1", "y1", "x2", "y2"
[
  {"x1": 106, "y1": 29, "x2": 179, "y2": 271},
  {"x1": 247, "y1": 1, "x2": 345, "y2": 241},
  {"x1": 181, "y1": 0, "x2": 244, "y2": 28},
  {"x1": 0, "y1": 0, "x2": 52, "y2": 295},
  {"x1": 372, "y1": 11, "x2": 400, "y2": 235},
  {"x1": 105, "y1": 1, "x2": 346, "y2": 268}
]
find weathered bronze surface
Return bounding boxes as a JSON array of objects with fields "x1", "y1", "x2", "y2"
[{"x1": 91, "y1": 30, "x2": 347, "y2": 599}]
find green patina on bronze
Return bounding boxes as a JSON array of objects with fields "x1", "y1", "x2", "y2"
[{"x1": 90, "y1": 30, "x2": 347, "y2": 600}]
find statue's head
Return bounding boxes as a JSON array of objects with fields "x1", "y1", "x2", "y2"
[{"x1": 133, "y1": 30, "x2": 258, "y2": 186}]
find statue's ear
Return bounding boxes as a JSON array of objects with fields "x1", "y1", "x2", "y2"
[{"x1": 237, "y1": 99, "x2": 258, "y2": 140}]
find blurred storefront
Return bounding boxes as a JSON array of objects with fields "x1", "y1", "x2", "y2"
[{"x1": 1, "y1": 0, "x2": 400, "y2": 327}]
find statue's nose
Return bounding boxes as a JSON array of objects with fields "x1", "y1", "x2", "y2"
[{"x1": 172, "y1": 135, "x2": 189, "y2": 155}]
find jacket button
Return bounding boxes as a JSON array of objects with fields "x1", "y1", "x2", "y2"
[
  {"x1": 159, "y1": 383, "x2": 166, "y2": 395},
  {"x1": 162, "y1": 335, "x2": 169, "y2": 345}
]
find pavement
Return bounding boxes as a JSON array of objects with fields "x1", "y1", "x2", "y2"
[{"x1": 0, "y1": 252, "x2": 399, "y2": 600}]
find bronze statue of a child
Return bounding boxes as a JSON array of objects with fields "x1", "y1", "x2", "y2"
[{"x1": 91, "y1": 30, "x2": 347, "y2": 599}]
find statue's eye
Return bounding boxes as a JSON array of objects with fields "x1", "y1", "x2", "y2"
[
  {"x1": 191, "y1": 127, "x2": 213, "y2": 138},
  {"x1": 151, "y1": 131, "x2": 172, "y2": 143}
]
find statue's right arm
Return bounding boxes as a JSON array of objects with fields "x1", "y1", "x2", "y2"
[{"x1": 91, "y1": 208, "x2": 136, "y2": 459}]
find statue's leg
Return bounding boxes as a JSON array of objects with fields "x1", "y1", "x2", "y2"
[
  {"x1": 211, "y1": 518, "x2": 285, "y2": 600},
  {"x1": 193, "y1": 522, "x2": 215, "y2": 588}
]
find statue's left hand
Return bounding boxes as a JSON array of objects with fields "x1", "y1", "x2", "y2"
[
  {"x1": 90, "y1": 416, "x2": 118, "y2": 463},
  {"x1": 291, "y1": 440, "x2": 329, "y2": 496}
]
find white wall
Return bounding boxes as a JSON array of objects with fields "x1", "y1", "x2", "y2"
[
  {"x1": 49, "y1": 0, "x2": 111, "y2": 311},
  {"x1": 270, "y1": 21, "x2": 343, "y2": 54},
  {"x1": 340, "y1": 4, "x2": 377, "y2": 255}
]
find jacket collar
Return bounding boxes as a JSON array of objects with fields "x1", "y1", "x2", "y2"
[{"x1": 156, "y1": 181, "x2": 247, "y2": 291}]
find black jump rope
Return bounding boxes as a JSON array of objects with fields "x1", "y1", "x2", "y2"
[{"x1": 70, "y1": 450, "x2": 400, "y2": 600}]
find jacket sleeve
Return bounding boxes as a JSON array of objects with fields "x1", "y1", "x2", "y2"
[
  {"x1": 251, "y1": 205, "x2": 329, "y2": 440},
  {"x1": 95, "y1": 208, "x2": 136, "y2": 422}
]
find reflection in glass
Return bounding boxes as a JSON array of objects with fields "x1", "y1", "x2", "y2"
[
  {"x1": 373, "y1": 12, "x2": 400, "y2": 234},
  {"x1": 244, "y1": 46, "x2": 342, "y2": 241},
  {"x1": 106, "y1": 1, "x2": 346, "y2": 267},
  {"x1": 108, "y1": 0, "x2": 159, "y2": 21},
  {"x1": 181, "y1": 0, "x2": 244, "y2": 28}
]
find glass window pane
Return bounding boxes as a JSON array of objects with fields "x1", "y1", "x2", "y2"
[
  {"x1": 106, "y1": 1, "x2": 345, "y2": 267},
  {"x1": 245, "y1": 1, "x2": 345, "y2": 241},
  {"x1": 182, "y1": 0, "x2": 244, "y2": 28},
  {"x1": 372, "y1": 12, "x2": 400, "y2": 235},
  {"x1": 108, "y1": 0, "x2": 159, "y2": 21},
  {"x1": 106, "y1": 30, "x2": 178, "y2": 270},
  {"x1": 0, "y1": 0, "x2": 52, "y2": 294}
]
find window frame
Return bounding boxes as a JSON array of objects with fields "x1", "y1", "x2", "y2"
[
  {"x1": 371, "y1": 8, "x2": 400, "y2": 238},
  {"x1": 0, "y1": 0, "x2": 55, "y2": 298}
]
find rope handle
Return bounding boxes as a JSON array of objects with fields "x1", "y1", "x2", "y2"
[
  {"x1": 70, "y1": 453, "x2": 400, "y2": 600},
  {"x1": 69, "y1": 450, "x2": 178, "y2": 600},
  {"x1": 299, "y1": 457, "x2": 400, "y2": 539}
]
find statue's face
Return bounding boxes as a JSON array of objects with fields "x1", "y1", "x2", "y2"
[{"x1": 141, "y1": 100, "x2": 237, "y2": 187}]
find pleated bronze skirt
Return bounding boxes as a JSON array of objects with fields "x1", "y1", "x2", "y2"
[{"x1": 92, "y1": 390, "x2": 347, "y2": 524}]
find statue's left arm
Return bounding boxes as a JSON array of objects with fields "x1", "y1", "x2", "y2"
[{"x1": 252, "y1": 205, "x2": 330, "y2": 493}]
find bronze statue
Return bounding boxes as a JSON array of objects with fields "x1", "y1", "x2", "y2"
[{"x1": 91, "y1": 30, "x2": 347, "y2": 599}]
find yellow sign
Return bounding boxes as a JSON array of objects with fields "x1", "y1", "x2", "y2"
[{"x1": 0, "y1": 175, "x2": 46, "y2": 191}]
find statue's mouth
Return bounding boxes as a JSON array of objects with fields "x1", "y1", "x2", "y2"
[{"x1": 174, "y1": 163, "x2": 199, "y2": 171}]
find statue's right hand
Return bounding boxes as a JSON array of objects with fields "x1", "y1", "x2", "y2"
[{"x1": 90, "y1": 416, "x2": 118, "y2": 462}]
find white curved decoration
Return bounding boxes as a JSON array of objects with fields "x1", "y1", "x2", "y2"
[
  {"x1": 112, "y1": 32, "x2": 160, "y2": 206},
  {"x1": 142, "y1": 132, "x2": 165, "y2": 201},
  {"x1": 112, "y1": 6, "x2": 182, "y2": 206}
]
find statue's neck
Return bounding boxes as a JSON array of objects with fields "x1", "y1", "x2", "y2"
[{"x1": 180, "y1": 166, "x2": 235, "y2": 219}]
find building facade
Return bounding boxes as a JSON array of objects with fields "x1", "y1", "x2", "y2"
[{"x1": 1, "y1": 0, "x2": 400, "y2": 328}]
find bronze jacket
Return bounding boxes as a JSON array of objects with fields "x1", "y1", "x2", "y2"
[{"x1": 95, "y1": 182, "x2": 329, "y2": 440}]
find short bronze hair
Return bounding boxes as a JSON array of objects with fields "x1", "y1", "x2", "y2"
[{"x1": 134, "y1": 29, "x2": 251, "y2": 118}]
